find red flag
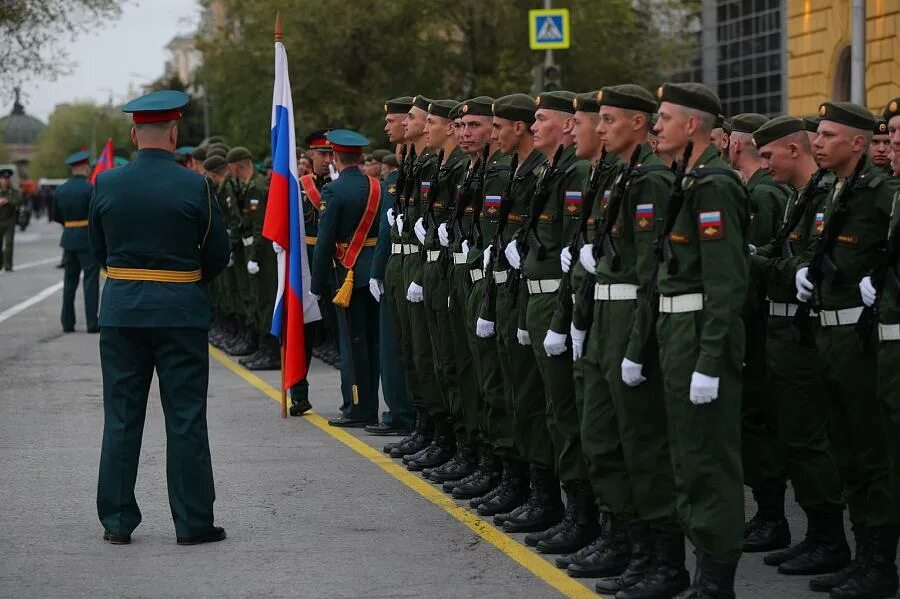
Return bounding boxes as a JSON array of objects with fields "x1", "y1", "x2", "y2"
[{"x1": 90, "y1": 139, "x2": 115, "y2": 183}]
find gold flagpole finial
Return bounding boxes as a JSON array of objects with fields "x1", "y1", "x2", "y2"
[{"x1": 274, "y1": 11, "x2": 283, "y2": 42}]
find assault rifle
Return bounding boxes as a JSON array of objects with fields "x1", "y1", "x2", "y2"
[
  {"x1": 593, "y1": 144, "x2": 642, "y2": 271},
  {"x1": 775, "y1": 168, "x2": 827, "y2": 260},
  {"x1": 480, "y1": 152, "x2": 518, "y2": 320}
]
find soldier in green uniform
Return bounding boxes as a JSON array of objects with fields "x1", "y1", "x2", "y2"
[
  {"x1": 750, "y1": 116, "x2": 849, "y2": 577},
  {"x1": 728, "y1": 113, "x2": 794, "y2": 553},
  {"x1": 869, "y1": 118, "x2": 892, "y2": 174},
  {"x1": 190, "y1": 145, "x2": 207, "y2": 174},
  {"x1": 91, "y1": 90, "x2": 230, "y2": 545},
  {"x1": 796, "y1": 102, "x2": 900, "y2": 598},
  {"x1": 0, "y1": 168, "x2": 22, "y2": 271},
  {"x1": 652, "y1": 83, "x2": 749, "y2": 596},
  {"x1": 473, "y1": 94, "x2": 548, "y2": 522},
  {"x1": 311, "y1": 129, "x2": 383, "y2": 427},
  {"x1": 52, "y1": 150, "x2": 100, "y2": 333},
  {"x1": 202, "y1": 154, "x2": 235, "y2": 345},
  {"x1": 369, "y1": 101, "x2": 416, "y2": 435}
]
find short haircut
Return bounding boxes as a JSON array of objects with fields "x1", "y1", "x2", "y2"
[
  {"x1": 134, "y1": 120, "x2": 177, "y2": 134},
  {"x1": 732, "y1": 131, "x2": 759, "y2": 159},
  {"x1": 678, "y1": 106, "x2": 716, "y2": 134},
  {"x1": 335, "y1": 150, "x2": 362, "y2": 164}
]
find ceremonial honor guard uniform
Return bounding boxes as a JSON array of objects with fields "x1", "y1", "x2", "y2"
[
  {"x1": 90, "y1": 90, "x2": 230, "y2": 544},
  {"x1": 311, "y1": 129, "x2": 382, "y2": 427},
  {"x1": 53, "y1": 150, "x2": 100, "y2": 333}
]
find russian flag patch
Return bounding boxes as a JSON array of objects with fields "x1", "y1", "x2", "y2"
[
  {"x1": 250, "y1": 198, "x2": 260, "y2": 210},
  {"x1": 815, "y1": 212, "x2": 825, "y2": 233},
  {"x1": 484, "y1": 194, "x2": 501, "y2": 215},
  {"x1": 564, "y1": 190, "x2": 582, "y2": 214},
  {"x1": 635, "y1": 203, "x2": 654, "y2": 231},
  {"x1": 420, "y1": 181, "x2": 431, "y2": 194},
  {"x1": 698, "y1": 210, "x2": 723, "y2": 239}
]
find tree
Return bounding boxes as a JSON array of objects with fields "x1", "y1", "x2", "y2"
[
  {"x1": 0, "y1": 0, "x2": 122, "y2": 99},
  {"x1": 28, "y1": 102, "x2": 132, "y2": 178}
]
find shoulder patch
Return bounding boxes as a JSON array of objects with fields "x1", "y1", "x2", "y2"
[
  {"x1": 697, "y1": 210, "x2": 724, "y2": 240},
  {"x1": 564, "y1": 190, "x2": 582, "y2": 215},
  {"x1": 484, "y1": 195, "x2": 501, "y2": 216},
  {"x1": 634, "y1": 203, "x2": 654, "y2": 231},
  {"x1": 815, "y1": 212, "x2": 825, "y2": 233},
  {"x1": 250, "y1": 198, "x2": 260, "y2": 210},
  {"x1": 388, "y1": 184, "x2": 397, "y2": 195},
  {"x1": 837, "y1": 233, "x2": 859, "y2": 245},
  {"x1": 669, "y1": 231, "x2": 690, "y2": 245}
]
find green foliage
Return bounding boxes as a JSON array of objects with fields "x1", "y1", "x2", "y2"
[
  {"x1": 198, "y1": 0, "x2": 698, "y2": 157},
  {"x1": 0, "y1": 121, "x2": 8, "y2": 162},
  {"x1": 29, "y1": 102, "x2": 132, "y2": 178}
]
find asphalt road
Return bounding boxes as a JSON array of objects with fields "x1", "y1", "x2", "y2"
[{"x1": 0, "y1": 219, "x2": 866, "y2": 598}]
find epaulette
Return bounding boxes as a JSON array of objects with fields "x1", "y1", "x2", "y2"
[
  {"x1": 629, "y1": 163, "x2": 671, "y2": 183},
  {"x1": 687, "y1": 165, "x2": 745, "y2": 188}
]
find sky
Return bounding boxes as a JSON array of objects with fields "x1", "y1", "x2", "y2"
[{"x1": 17, "y1": 0, "x2": 202, "y2": 123}]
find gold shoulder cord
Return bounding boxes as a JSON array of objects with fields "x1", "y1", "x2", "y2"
[{"x1": 202, "y1": 178, "x2": 213, "y2": 249}]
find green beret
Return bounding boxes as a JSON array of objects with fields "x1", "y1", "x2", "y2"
[
  {"x1": 818, "y1": 101, "x2": 874, "y2": 131},
  {"x1": 427, "y1": 99, "x2": 459, "y2": 120},
  {"x1": 459, "y1": 96, "x2": 494, "y2": 117},
  {"x1": 382, "y1": 154, "x2": 399, "y2": 168},
  {"x1": 535, "y1": 91, "x2": 576, "y2": 114},
  {"x1": 448, "y1": 103, "x2": 463, "y2": 120},
  {"x1": 730, "y1": 113, "x2": 769, "y2": 134},
  {"x1": 597, "y1": 84, "x2": 657, "y2": 114},
  {"x1": 802, "y1": 115, "x2": 821, "y2": 133},
  {"x1": 714, "y1": 114, "x2": 725, "y2": 129},
  {"x1": 648, "y1": 113, "x2": 659, "y2": 134},
  {"x1": 191, "y1": 146, "x2": 207, "y2": 161},
  {"x1": 226, "y1": 146, "x2": 253, "y2": 163},
  {"x1": 207, "y1": 143, "x2": 230, "y2": 155},
  {"x1": 751, "y1": 116, "x2": 806, "y2": 149},
  {"x1": 203, "y1": 155, "x2": 227, "y2": 172},
  {"x1": 206, "y1": 148, "x2": 227, "y2": 159},
  {"x1": 413, "y1": 95, "x2": 432, "y2": 112},
  {"x1": 883, "y1": 97, "x2": 900, "y2": 122},
  {"x1": 573, "y1": 91, "x2": 601, "y2": 113},
  {"x1": 874, "y1": 118, "x2": 889, "y2": 135},
  {"x1": 723, "y1": 117, "x2": 733, "y2": 134},
  {"x1": 493, "y1": 94, "x2": 537, "y2": 124},
  {"x1": 657, "y1": 82, "x2": 721, "y2": 117},
  {"x1": 384, "y1": 96, "x2": 414, "y2": 115},
  {"x1": 206, "y1": 135, "x2": 226, "y2": 146},
  {"x1": 372, "y1": 149, "x2": 391, "y2": 161}
]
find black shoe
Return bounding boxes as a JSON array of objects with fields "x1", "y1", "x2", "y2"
[
  {"x1": 176, "y1": 526, "x2": 227, "y2": 546},
  {"x1": 555, "y1": 532, "x2": 604, "y2": 569},
  {"x1": 427, "y1": 434, "x2": 477, "y2": 483},
  {"x1": 675, "y1": 551, "x2": 736, "y2": 599},
  {"x1": 536, "y1": 481, "x2": 600, "y2": 554},
  {"x1": 469, "y1": 482, "x2": 502, "y2": 510},
  {"x1": 811, "y1": 526, "x2": 870, "y2": 593},
  {"x1": 365, "y1": 422, "x2": 412, "y2": 436},
  {"x1": 594, "y1": 521, "x2": 653, "y2": 594},
  {"x1": 387, "y1": 412, "x2": 433, "y2": 457},
  {"x1": 776, "y1": 510, "x2": 850, "y2": 575},
  {"x1": 449, "y1": 456, "x2": 501, "y2": 499},
  {"x1": 244, "y1": 349, "x2": 280, "y2": 370},
  {"x1": 103, "y1": 530, "x2": 131, "y2": 545},
  {"x1": 406, "y1": 419, "x2": 455, "y2": 471},
  {"x1": 567, "y1": 514, "x2": 631, "y2": 578},
  {"x1": 616, "y1": 527, "x2": 690, "y2": 598},
  {"x1": 327, "y1": 416, "x2": 375, "y2": 428},
  {"x1": 238, "y1": 349, "x2": 265, "y2": 366},
  {"x1": 87, "y1": 326, "x2": 99, "y2": 334},
  {"x1": 829, "y1": 525, "x2": 899, "y2": 599},
  {"x1": 476, "y1": 462, "x2": 528, "y2": 516},
  {"x1": 289, "y1": 398, "x2": 312, "y2": 416},
  {"x1": 744, "y1": 513, "x2": 791, "y2": 553},
  {"x1": 502, "y1": 468, "x2": 564, "y2": 534}
]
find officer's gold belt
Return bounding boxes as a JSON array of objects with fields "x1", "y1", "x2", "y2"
[
  {"x1": 64, "y1": 220, "x2": 89, "y2": 228},
  {"x1": 306, "y1": 236, "x2": 317, "y2": 245},
  {"x1": 105, "y1": 266, "x2": 202, "y2": 283}
]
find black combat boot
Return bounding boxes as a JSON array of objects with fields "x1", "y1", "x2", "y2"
[
  {"x1": 674, "y1": 551, "x2": 737, "y2": 598},
  {"x1": 239, "y1": 332, "x2": 268, "y2": 367},
  {"x1": 502, "y1": 468, "x2": 564, "y2": 534},
  {"x1": 743, "y1": 479, "x2": 791, "y2": 552},
  {"x1": 556, "y1": 512, "x2": 608, "y2": 569},
  {"x1": 616, "y1": 526, "x2": 691, "y2": 598},
  {"x1": 829, "y1": 525, "x2": 899, "y2": 599},
  {"x1": 810, "y1": 525, "x2": 870, "y2": 593},
  {"x1": 594, "y1": 521, "x2": 654, "y2": 594},
  {"x1": 227, "y1": 325, "x2": 258, "y2": 357},
  {"x1": 773, "y1": 508, "x2": 850, "y2": 575},
  {"x1": 406, "y1": 418, "x2": 455, "y2": 471},
  {"x1": 210, "y1": 316, "x2": 235, "y2": 348},
  {"x1": 427, "y1": 431, "x2": 477, "y2": 483},
  {"x1": 386, "y1": 411, "x2": 433, "y2": 457},
  {"x1": 447, "y1": 449, "x2": 501, "y2": 496},
  {"x1": 567, "y1": 513, "x2": 631, "y2": 578},
  {"x1": 476, "y1": 461, "x2": 528, "y2": 516},
  {"x1": 219, "y1": 320, "x2": 243, "y2": 353},
  {"x1": 245, "y1": 335, "x2": 281, "y2": 370},
  {"x1": 535, "y1": 480, "x2": 600, "y2": 554}
]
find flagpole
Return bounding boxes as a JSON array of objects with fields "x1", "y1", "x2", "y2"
[{"x1": 275, "y1": 10, "x2": 288, "y2": 419}]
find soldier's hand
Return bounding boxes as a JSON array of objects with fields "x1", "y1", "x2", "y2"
[
  {"x1": 242, "y1": 236, "x2": 254, "y2": 247},
  {"x1": 689, "y1": 371, "x2": 719, "y2": 405},
  {"x1": 461, "y1": 240, "x2": 470, "y2": 255},
  {"x1": 579, "y1": 244, "x2": 597, "y2": 275},
  {"x1": 516, "y1": 328, "x2": 531, "y2": 346},
  {"x1": 438, "y1": 223, "x2": 450, "y2": 247},
  {"x1": 227, "y1": 253, "x2": 234, "y2": 267},
  {"x1": 247, "y1": 260, "x2": 260, "y2": 275},
  {"x1": 482, "y1": 244, "x2": 493, "y2": 270},
  {"x1": 414, "y1": 217, "x2": 427, "y2": 245},
  {"x1": 387, "y1": 208, "x2": 396, "y2": 227},
  {"x1": 476, "y1": 318, "x2": 495, "y2": 338},
  {"x1": 795, "y1": 266, "x2": 814, "y2": 302},
  {"x1": 369, "y1": 278, "x2": 383, "y2": 302},
  {"x1": 406, "y1": 282, "x2": 424, "y2": 303},
  {"x1": 621, "y1": 358, "x2": 646, "y2": 387},
  {"x1": 859, "y1": 275, "x2": 877, "y2": 307},
  {"x1": 504, "y1": 242, "x2": 521, "y2": 270},
  {"x1": 543, "y1": 329, "x2": 568, "y2": 357},
  {"x1": 560, "y1": 246, "x2": 573, "y2": 274},
  {"x1": 570, "y1": 324, "x2": 587, "y2": 360},
  {"x1": 272, "y1": 241, "x2": 284, "y2": 254},
  {"x1": 397, "y1": 214, "x2": 405, "y2": 234}
]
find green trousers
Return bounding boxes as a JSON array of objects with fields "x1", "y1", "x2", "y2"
[
  {"x1": 466, "y1": 276, "x2": 515, "y2": 456},
  {"x1": 0, "y1": 219, "x2": 14, "y2": 270},
  {"x1": 448, "y1": 262, "x2": 481, "y2": 436},
  {"x1": 766, "y1": 316, "x2": 844, "y2": 512},
  {"x1": 496, "y1": 280, "x2": 549, "y2": 469},
  {"x1": 98, "y1": 327, "x2": 215, "y2": 538},
  {"x1": 404, "y1": 256, "x2": 442, "y2": 415},
  {"x1": 379, "y1": 286, "x2": 414, "y2": 428},
  {"x1": 423, "y1": 260, "x2": 457, "y2": 418},
  {"x1": 877, "y1": 339, "x2": 900, "y2": 525},
  {"x1": 230, "y1": 246, "x2": 252, "y2": 327},
  {"x1": 817, "y1": 325, "x2": 891, "y2": 527},
  {"x1": 657, "y1": 312, "x2": 744, "y2": 564},
  {"x1": 525, "y1": 292, "x2": 588, "y2": 483},
  {"x1": 385, "y1": 254, "x2": 425, "y2": 411},
  {"x1": 250, "y1": 250, "x2": 277, "y2": 338},
  {"x1": 61, "y1": 249, "x2": 99, "y2": 331},
  {"x1": 592, "y1": 299, "x2": 676, "y2": 525}
]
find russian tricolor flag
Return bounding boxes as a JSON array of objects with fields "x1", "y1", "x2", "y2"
[
  {"x1": 262, "y1": 35, "x2": 321, "y2": 389},
  {"x1": 90, "y1": 139, "x2": 115, "y2": 184}
]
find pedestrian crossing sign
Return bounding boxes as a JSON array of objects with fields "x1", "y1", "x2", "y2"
[{"x1": 529, "y1": 9, "x2": 570, "y2": 50}]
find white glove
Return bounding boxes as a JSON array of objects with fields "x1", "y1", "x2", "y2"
[
  {"x1": 272, "y1": 241, "x2": 284, "y2": 254},
  {"x1": 247, "y1": 260, "x2": 260, "y2": 275},
  {"x1": 860, "y1": 276, "x2": 877, "y2": 307},
  {"x1": 461, "y1": 240, "x2": 470, "y2": 255},
  {"x1": 476, "y1": 318, "x2": 496, "y2": 338},
  {"x1": 560, "y1": 246, "x2": 573, "y2": 274},
  {"x1": 795, "y1": 266, "x2": 814, "y2": 302},
  {"x1": 689, "y1": 371, "x2": 719, "y2": 405},
  {"x1": 369, "y1": 278, "x2": 383, "y2": 302},
  {"x1": 397, "y1": 214, "x2": 405, "y2": 234},
  {"x1": 242, "y1": 236, "x2": 254, "y2": 247},
  {"x1": 483, "y1": 244, "x2": 493, "y2": 270},
  {"x1": 227, "y1": 253, "x2": 234, "y2": 267},
  {"x1": 414, "y1": 217, "x2": 426, "y2": 245},
  {"x1": 570, "y1": 325, "x2": 587, "y2": 361},
  {"x1": 543, "y1": 329, "x2": 568, "y2": 357},
  {"x1": 406, "y1": 282, "x2": 424, "y2": 303},
  {"x1": 504, "y1": 242, "x2": 521, "y2": 270},
  {"x1": 387, "y1": 208, "x2": 396, "y2": 227},
  {"x1": 748, "y1": 243, "x2": 757, "y2": 256},
  {"x1": 438, "y1": 223, "x2": 450, "y2": 247},
  {"x1": 579, "y1": 243, "x2": 597, "y2": 274},
  {"x1": 312, "y1": 294, "x2": 321, "y2": 301},
  {"x1": 516, "y1": 328, "x2": 531, "y2": 346},
  {"x1": 621, "y1": 358, "x2": 647, "y2": 387}
]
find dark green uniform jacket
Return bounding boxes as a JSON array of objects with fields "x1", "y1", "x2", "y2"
[
  {"x1": 89, "y1": 148, "x2": 231, "y2": 328},
  {"x1": 53, "y1": 174, "x2": 93, "y2": 251}
]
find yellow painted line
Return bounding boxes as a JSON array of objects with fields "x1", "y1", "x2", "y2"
[{"x1": 209, "y1": 345, "x2": 600, "y2": 599}]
